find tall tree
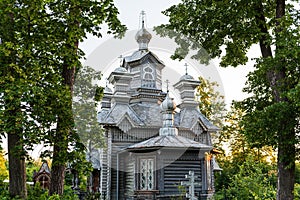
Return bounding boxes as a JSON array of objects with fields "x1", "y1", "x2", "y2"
[
  {"x1": 43, "y1": 0, "x2": 126, "y2": 196},
  {"x1": 73, "y1": 65, "x2": 105, "y2": 162},
  {"x1": 73, "y1": 65, "x2": 105, "y2": 192},
  {"x1": 1, "y1": 0, "x2": 126, "y2": 197},
  {"x1": 196, "y1": 77, "x2": 226, "y2": 127},
  {"x1": 195, "y1": 76, "x2": 226, "y2": 144},
  {"x1": 156, "y1": 1, "x2": 300, "y2": 199},
  {"x1": 0, "y1": 0, "x2": 54, "y2": 197}
]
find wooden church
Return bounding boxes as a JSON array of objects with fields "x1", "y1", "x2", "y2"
[{"x1": 97, "y1": 13, "x2": 219, "y2": 200}]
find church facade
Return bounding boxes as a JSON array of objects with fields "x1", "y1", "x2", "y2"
[{"x1": 97, "y1": 17, "x2": 219, "y2": 200}]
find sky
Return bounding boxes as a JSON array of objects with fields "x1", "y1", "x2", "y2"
[{"x1": 80, "y1": 0, "x2": 259, "y2": 107}]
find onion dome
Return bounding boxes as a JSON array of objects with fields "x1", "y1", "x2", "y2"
[
  {"x1": 135, "y1": 11, "x2": 151, "y2": 50},
  {"x1": 135, "y1": 27, "x2": 152, "y2": 50},
  {"x1": 160, "y1": 92, "x2": 176, "y2": 111},
  {"x1": 180, "y1": 73, "x2": 194, "y2": 80}
]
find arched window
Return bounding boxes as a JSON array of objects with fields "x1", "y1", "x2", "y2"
[{"x1": 143, "y1": 66, "x2": 154, "y2": 80}]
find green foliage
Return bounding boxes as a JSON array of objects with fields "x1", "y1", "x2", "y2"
[
  {"x1": 157, "y1": 1, "x2": 299, "y2": 198},
  {"x1": 214, "y1": 157, "x2": 276, "y2": 200},
  {"x1": 0, "y1": 183, "x2": 79, "y2": 200},
  {"x1": 73, "y1": 65, "x2": 105, "y2": 150},
  {"x1": 295, "y1": 163, "x2": 300, "y2": 185},
  {"x1": 26, "y1": 159, "x2": 41, "y2": 182},
  {"x1": 195, "y1": 76, "x2": 226, "y2": 146},
  {"x1": 155, "y1": 0, "x2": 274, "y2": 67},
  {"x1": 70, "y1": 65, "x2": 105, "y2": 189},
  {"x1": 196, "y1": 76, "x2": 226, "y2": 128},
  {"x1": 156, "y1": 0, "x2": 300, "y2": 145},
  {"x1": 84, "y1": 192, "x2": 101, "y2": 200},
  {"x1": 294, "y1": 183, "x2": 300, "y2": 200},
  {"x1": 0, "y1": 0, "x2": 126, "y2": 196},
  {"x1": 214, "y1": 104, "x2": 277, "y2": 199}
]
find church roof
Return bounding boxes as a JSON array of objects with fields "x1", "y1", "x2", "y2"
[
  {"x1": 37, "y1": 162, "x2": 51, "y2": 174},
  {"x1": 178, "y1": 107, "x2": 219, "y2": 132},
  {"x1": 130, "y1": 103, "x2": 163, "y2": 127},
  {"x1": 98, "y1": 102, "x2": 218, "y2": 132},
  {"x1": 98, "y1": 103, "x2": 145, "y2": 127},
  {"x1": 98, "y1": 12, "x2": 218, "y2": 143},
  {"x1": 124, "y1": 50, "x2": 164, "y2": 65},
  {"x1": 114, "y1": 66, "x2": 127, "y2": 73},
  {"x1": 33, "y1": 161, "x2": 51, "y2": 180},
  {"x1": 126, "y1": 135, "x2": 212, "y2": 151}
]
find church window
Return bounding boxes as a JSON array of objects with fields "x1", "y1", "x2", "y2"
[
  {"x1": 143, "y1": 66, "x2": 154, "y2": 80},
  {"x1": 139, "y1": 158, "x2": 154, "y2": 190}
]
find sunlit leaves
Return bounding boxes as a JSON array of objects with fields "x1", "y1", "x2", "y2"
[
  {"x1": 196, "y1": 76, "x2": 226, "y2": 129},
  {"x1": 0, "y1": 151, "x2": 8, "y2": 182}
]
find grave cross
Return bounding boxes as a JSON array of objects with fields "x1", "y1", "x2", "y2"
[{"x1": 181, "y1": 171, "x2": 201, "y2": 200}]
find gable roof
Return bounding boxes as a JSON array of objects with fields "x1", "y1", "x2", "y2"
[
  {"x1": 179, "y1": 107, "x2": 220, "y2": 132},
  {"x1": 98, "y1": 103, "x2": 144, "y2": 127},
  {"x1": 37, "y1": 162, "x2": 51, "y2": 174}
]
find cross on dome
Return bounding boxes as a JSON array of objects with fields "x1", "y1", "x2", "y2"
[
  {"x1": 105, "y1": 78, "x2": 109, "y2": 87},
  {"x1": 184, "y1": 63, "x2": 188, "y2": 75},
  {"x1": 118, "y1": 55, "x2": 123, "y2": 66},
  {"x1": 165, "y1": 79, "x2": 170, "y2": 92},
  {"x1": 114, "y1": 55, "x2": 127, "y2": 72},
  {"x1": 135, "y1": 11, "x2": 152, "y2": 50},
  {"x1": 140, "y1": 10, "x2": 146, "y2": 28},
  {"x1": 180, "y1": 63, "x2": 195, "y2": 80}
]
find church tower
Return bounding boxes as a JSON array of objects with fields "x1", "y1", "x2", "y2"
[
  {"x1": 122, "y1": 11, "x2": 165, "y2": 103},
  {"x1": 97, "y1": 12, "x2": 219, "y2": 200}
]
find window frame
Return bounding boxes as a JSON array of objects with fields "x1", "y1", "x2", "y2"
[{"x1": 136, "y1": 156, "x2": 156, "y2": 191}]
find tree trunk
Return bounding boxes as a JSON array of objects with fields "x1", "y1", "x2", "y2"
[
  {"x1": 2, "y1": 10, "x2": 27, "y2": 199},
  {"x1": 277, "y1": 135, "x2": 295, "y2": 200},
  {"x1": 49, "y1": 41, "x2": 78, "y2": 196},
  {"x1": 8, "y1": 132, "x2": 27, "y2": 199},
  {"x1": 49, "y1": 148, "x2": 66, "y2": 196},
  {"x1": 254, "y1": 1, "x2": 295, "y2": 199},
  {"x1": 274, "y1": 1, "x2": 295, "y2": 199}
]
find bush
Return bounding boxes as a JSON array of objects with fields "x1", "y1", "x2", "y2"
[
  {"x1": 214, "y1": 158, "x2": 276, "y2": 200},
  {"x1": 0, "y1": 183, "x2": 79, "y2": 200}
]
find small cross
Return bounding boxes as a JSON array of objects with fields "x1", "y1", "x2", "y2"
[
  {"x1": 165, "y1": 79, "x2": 170, "y2": 92},
  {"x1": 181, "y1": 171, "x2": 201, "y2": 200},
  {"x1": 118, "y1": 55, "x2": 123, "y2": 66},
  {"x1": 184, "y1": 63, "x2": 188, "y2": 75},
  {"x1": 140, "y1": 10, "x2": 146, "y2": 28}
]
